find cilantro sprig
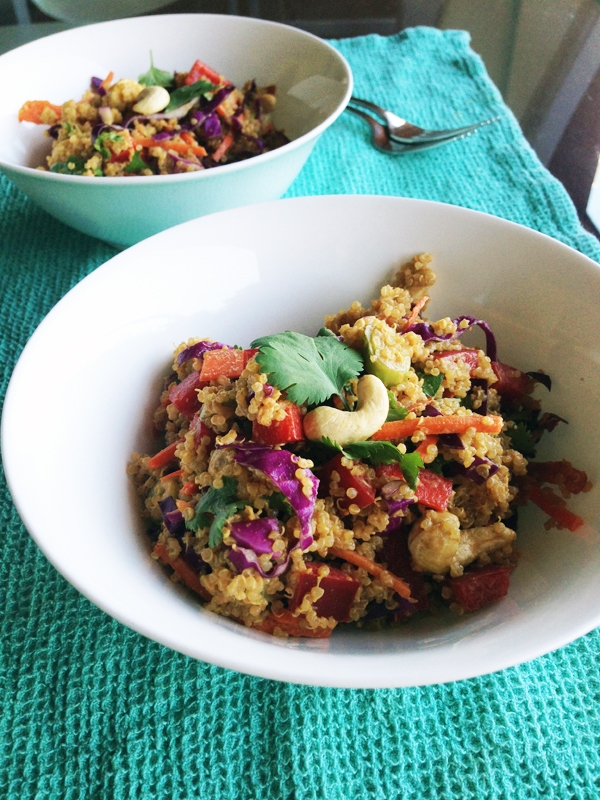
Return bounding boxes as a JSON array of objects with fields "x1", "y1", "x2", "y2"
[
  {"x1": 165, "y1": 79, "x2": 217, "y2": 112},
  {"x1": 138, "y1": 52, "x2": 175, "y2": 89},
  {"x1": 322, "y1": 437, "x2": 423, "y2": 489},
  {"x1": 186, "y1": 477, "x2": 245, "y2": 547},
  {"x1": 417, "y1": 370, "x2": 444, "y2": 398},
  {"x1": 94, "y1": 130, "x2": 124, "y2": 159},
  {"x1": 251, "y1": 330, "x2": 363, "y2": 407},
  {"x1": 386, "y1": 391, "x2": 409, "y2": 422}
]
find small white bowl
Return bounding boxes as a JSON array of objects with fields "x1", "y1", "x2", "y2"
[
  {"x1": 0, "y1": 15, "x2": 351, "y2": 248},
  {"x1": 3, "y1": 195, "x2": 600, "y2": 688}
]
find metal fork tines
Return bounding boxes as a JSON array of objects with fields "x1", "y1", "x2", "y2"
[
  {"x1": 349, "y1": 96, "x2": 500, "y2": 144},
  {"x1": 345, "y1": 105, "x2": 474, "y2": 154}
]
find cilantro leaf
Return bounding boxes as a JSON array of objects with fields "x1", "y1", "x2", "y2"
[
  {"x1": 94, "y1": 130, "x2": 124, "y2": 159},
  {"x1": 417, "y1": 370, "x2": 444, "y2": 398},
  {"x1": 138, "y1": 52, "x2": 175, "y2": 88},
  {"x1": 321, "y1": 438, "x2": 423, "y2": 489},
  {"x1": 165, "y1": 79, "x2": 217, "y2": 112},
  {"x1": 186, "y1": 476, "x2": 246, "y2": 547},
  {"x1": 251, "y1": 331, "x2": 363, "y2": 406},
  {"x1": 506, "y1": 423, "x2": 537, "y2": 457},
  {"x1": 386, "y1": 391, "x2": 408, "y2": 422},
  {"x1": 125, "y1": 150, "x2": 147, "y2": 174},
  {"x1": 50, "y1": 155, "x2": 86, "y2": 175}
]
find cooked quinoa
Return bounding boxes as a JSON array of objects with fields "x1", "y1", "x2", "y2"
[
  {"x1": 18, "y1": 57, "x2": 289, "y2": 177},
  {"x1": 128, "y1": 254, "x2": 591, "y2": 638}
]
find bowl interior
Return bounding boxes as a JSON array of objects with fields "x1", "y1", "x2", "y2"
[
  {"x1": 3, "y1": 195, "x2": 600, "y2": 688},
  {"x1": 0, "y1": 14, "x2": 351, "y2": 169}
]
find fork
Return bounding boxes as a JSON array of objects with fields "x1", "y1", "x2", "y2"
[
  {"x1": 349, "y1": 96, "x2": 500, "y2": 144},
  {"x1": 345, "y1": 105, "x2": 472, "y2": 154}
]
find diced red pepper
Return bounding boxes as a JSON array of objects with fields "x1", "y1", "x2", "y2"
[
  {"x1": 185, "y1": 58, "x2": 230, "y2": 87},
  {"x1": 109, "y1": 148, "x2": 132, "y2": 163},
  {"x1": 252, "y1": 404, "x2": 304, "y2": 445},
  {"x1": 168, "y1": 370, "x2": 207, "y2": 419},
  {"x1": 436, "y1": 349, "x2": 479, "y2": 372},
  {"x1": 254, "y1": 608, "x2": 332, "y2": 638},
  {"x1": 445, "y1": 564, "x2": 511, "y2": 612},
  {"x1": 491, "y1": 361, "x2": 534, "y2": 400},
  {"x1": 319, "y1": 454, "x2": 376, "y2": 510},
  {"x1": 181, "y1": 481, "x2": 198, "y2": 496},
  {"x1": 289, "y1": 562, "x2": 360, "y2": 622},
  {"x1": 380, "y1": 532, "x2": 429, "y2": 615},
  {"x1": 190, "y1": 412, "x2": 216, "y2": 453},
  {"x1": 416, "y1": 469, "x2": 453, "y2": 511},
  {"x1": 198, "y1": 348, "x2": 257, "y2": 382},
  {"x1": 374, "y1": 463, "x2": 404, "y2": 483}
]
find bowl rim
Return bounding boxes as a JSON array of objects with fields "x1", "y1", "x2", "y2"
[{"x1": 0, "y1": 13, "x2": 353, "y2": 183}]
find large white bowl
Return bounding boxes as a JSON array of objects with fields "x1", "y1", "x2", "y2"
[
  {"x1": 3, "y1": 195, "x2": 600, "y2": 688},
  {"x1": 0, "y1": 15, "x2": 351, "y2": 248}
]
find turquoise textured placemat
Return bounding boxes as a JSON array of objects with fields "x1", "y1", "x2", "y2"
[{"x1": 1, "y1": 27, "x2": 599, "y2": 800}]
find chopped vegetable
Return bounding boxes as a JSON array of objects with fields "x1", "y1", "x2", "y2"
[
  {"x1": 199, "y1": 348, "x2": 257, "y2": 381},
  {"x1": 187, "y1": 476, "x2": 246, "y2": 547},
  {"x1": 371, "y1": 414, "x2": 503, "y2": 440},
  {"x1": 254, "y1": 608, "x2": 333, "y2": 638},
  {"x1": 147, "y1": 440, "x2": 181, "y2": 470},
  {"x1": 168, "y1": 370, "x2": 207, "y2": 419},
  {"x1": 328, "y1": 546, "x2": 413, "y2": 600},
  {"x1": 289, "y1": 562, "x2": 360, "y2": 621},
  {"x1": 319, "y1": 454, "x2": 375, "y2": 511},
  {"x1": 252, "y1": 404, "x2": 305, "y2": 445},
  {"x1": 415, "y1": 469, "x2": 453, "y2": 511},
  {"x1": 153, "y1": 542, "x2": 211, "y2": 601},
  {"x1": 18, "y1": 100, "x2": 62, "y2": 124},
  {"x1": 528, "y1": 485, "x2": 584, "y2": 532},
  {"x1": 444, "y1": 565, "x2": 511, "y2": 612}
]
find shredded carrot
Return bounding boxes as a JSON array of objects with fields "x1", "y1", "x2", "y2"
[
  {"x1": 160, "y1": 469, "x2": 183, "y2": 482},
  {"x1": 153, "y1": 542, "x2": 211, "y2": 601},
  {"x1": 528, "y1": 485, "x2": 584, "y2": 532},
  {"x1": 147, "y1": 440, "x2": 182, "y2": 470},
  {"x1": 181, "y1": 481, "x2": 197, "y2": 496},
  {"x1": 254, "y1": 609, "x2": 333, "y2": 638},
  {"x1": 415, "y1": 434, "x2": 439, "y2": 461},
  {"x1": 132, "y1": 136, "x2": 207, "y2": 157},
  {"x1": 371, "y1": 414, "x2": 503, "y2": 441},
  {"x1": 212, "y1": 131, "x2": 234, "y2": 162},
  {"x1": 402, "y1": 295, "x2": 430, "y2": 330},
  {"x1": 328, "y1": 546, "x2": 413, "y2": 600},
  {"x1": 18, "y1": 100, "x2": 62, "y2": 124},
  {"x1": 176, "y1": 500, "x2": 191, "y2": 513},
  {"x1": 100, "y1": 71, "x2": 114, "y2": 91}
]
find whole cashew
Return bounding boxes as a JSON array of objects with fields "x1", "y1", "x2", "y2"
[
  {"x1": 303, "y1": 374, "x2": 389, "y2": 446},
  {"x1": 133, "y1": 85, "x2": 170, "y2": 115}
]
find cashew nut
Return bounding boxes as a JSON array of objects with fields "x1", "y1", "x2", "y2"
[
  {"x1": 303, "y1": 374, "x2": 389, "y2": 446},
  {"x1": 133, "y1": 85, "x2": 170, "y2": 115}
]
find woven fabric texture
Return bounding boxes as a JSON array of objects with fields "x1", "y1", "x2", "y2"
[{"x1": 1, "y1": 26, "x2": 599, "y2": 800}]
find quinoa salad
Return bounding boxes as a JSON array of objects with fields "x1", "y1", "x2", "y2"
[
  {"x1": 128, "y1": 254, "x2": 591, "y2": 638},
  {"x1": 18, "y1": 56, "x2": 289, "y2": 176}
]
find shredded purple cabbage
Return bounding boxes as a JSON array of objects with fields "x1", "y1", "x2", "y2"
[
  {"x1": 203, "y1": 113, "x2": 222, "y2": 138},
  {"x1": 91, "y1": 76, "x2": 106, "y2": 96},
  {"x1": 407, "y1": 315, "x2": 497, "y2": 361},
  {"x1": 384, "y1": 498, "x2": 413, "y2": 533},
  {"x1": 228, "y1": 546, "x2": 289, "y2": 578},
  {"x1": 158, "y1": 496, "x2": 185, "y2": 537},
  {"x1": 423, "y1": 405, "x2": 442, "y2": 417},
  {"x1": 169, "y1": 154, "x2": 204, "y2": 173},
  {"x1": 446, "y1": 456, "x2": 499, "y2": 485},
  {"x1": 48, "y1": 124, "x2": 61, "y2": 140},
  {"x1": 229, "y1": 444, "x2": 318, "y2": 550},
  {"x1": 229, "y1": 518, "x2": 279, "y2": 555},
  {"x1": 91, "y1": 123, "x2": 124, "y2": 144},
  {"x1": 177, "y1": 340, "x2": 231, "y2": 366},
  {"x1": 439, "y1": 433, "x2": 464, "y2": 449}
]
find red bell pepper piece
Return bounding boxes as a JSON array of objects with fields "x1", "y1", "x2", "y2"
[
  {"x1": 289, "y1": 562, "x2": 360, "y2": 622},
  {"x1": 320, "y1": 454, "x2": 376, "y2": 510},
  {"x1": 252, "y1": 404, "x2": 304, "y2": 445},
  {"x1": 198, "y1": 348, "x2": 257, "y2": 381},
  {"x1": 109, "y1": 149, "x2": 133, "y2": 163},
  {"x1": 491, "y1": 361, "x2": 534, "y2": 400},
  {"x1": 444, "y1": 564, "x2": 511, "y2": 612},
  {"x1": 436, "y1": 349, "x2": 479, "y2": 372},
  {"x1": 168, "y1": 370, "x2": 207, "y2": 419},
  {"x1": 190, "y1": 412, "x2": 216, "y2": 453},
  {"x1": 380, "y1": 531, "x2": 429, "y2": 616},
  {"x1": 185, "y1": 58, "x2": 230, "y2": 87},
  {"x1": 374, "y1": 463, "x2": 404, "y2": 483},
  {"x1": 416, "y1": 469, "x2": 453, "y2": 511}
]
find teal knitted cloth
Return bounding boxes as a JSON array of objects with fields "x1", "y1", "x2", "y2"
[{"x1": 1, "y1": 27, "x2": 599, "y2": 800}]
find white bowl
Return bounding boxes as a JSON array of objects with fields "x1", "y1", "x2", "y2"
[
  {"x1": 3, "y1": 195, "x2": 600, "y2": 688},
  {"x1": 0, "y1": 15, "x2": 351, "y2": 248}
]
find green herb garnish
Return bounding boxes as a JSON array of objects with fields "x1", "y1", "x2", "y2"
[
  {"x1": 49, "y1": 155, "x2": 86, "y2": 175},
  {"x1": 165, "y1": 79, "x2": 217, "y2": 112},
  {"x1": 506, "y1": 423, "x2": 537, "y2": 457},
  {"x1": 138, "y1": 52, "x2": 175, "y2": 89},
  {"x1": 386, "y1": 391, "x2": 409, "y2": 422},
  {"x1": 125, "y1": 150, "x2": 147, "y2": 174},
  {"x1": 94, "y1": 130, "x2": 124, "y2": 159},
  {"x1": 251, "y1": 331, "x2": 363, "y2": 407},
  {"x1": 186, "y1": 476, "x2": 245, "y2": 548},
  {"x1": 418, "y1": 370, "x2": 444, "y2": 398},
  {"x1": 322, "y1": 438, "x2": 423, "y2": 490}
]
